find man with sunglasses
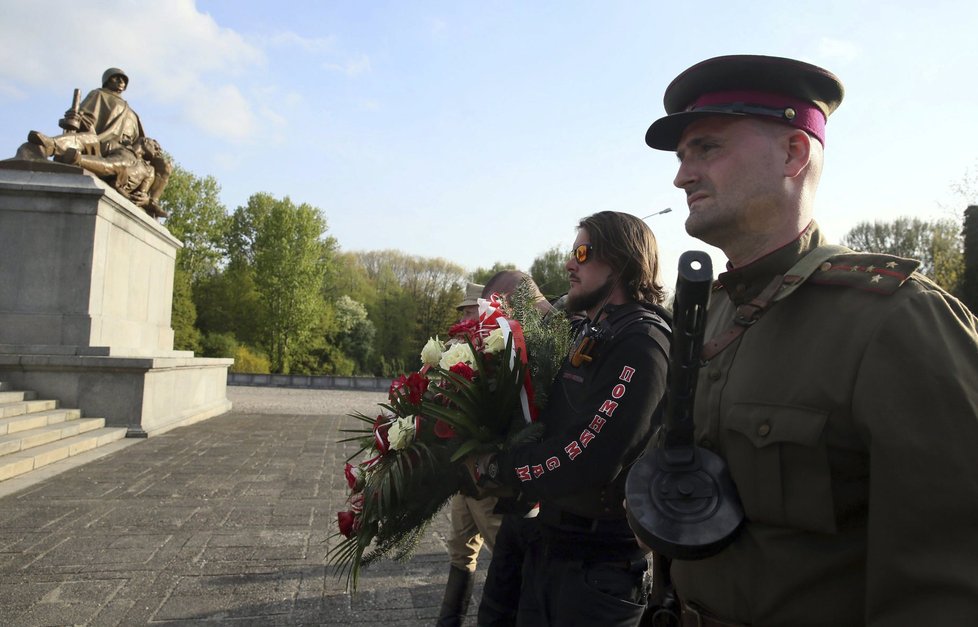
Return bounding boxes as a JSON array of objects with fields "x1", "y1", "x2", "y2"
[
  {"x1": 469, "y1": 211, "x2": 671, "y2": 626},
  {"x1": 641, "y1": 54, "x2": 978, "y2": 626}
]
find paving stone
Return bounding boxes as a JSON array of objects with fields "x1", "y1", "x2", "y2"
[{"x1": 0, "y1": 387, "x2": 491, "y2": 625}]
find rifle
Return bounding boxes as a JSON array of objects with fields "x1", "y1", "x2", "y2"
[{"x1": 626, "y1": 250, "x2": 744, "y2": 559}]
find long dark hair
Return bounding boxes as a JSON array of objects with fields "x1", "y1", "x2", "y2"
[{"x1": 578, "y1": 211, "x2": 665, "y2": 305}]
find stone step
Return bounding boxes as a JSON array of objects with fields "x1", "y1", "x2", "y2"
[
  {"x1": 0, "y1": 398, "x2": 58, "y2": 419},
  {"x1": 0, "y1": 408, "x2": 83, "y2": 436},
  {"x1": 0, "y1": 418, "x2": 106, "y2": 457},
  {"x1": 0, "y1": 427, "x2": 128, "y2": 482},
  {"x1": 0, "y1": 390, "x2": 37, "y2": 403}
]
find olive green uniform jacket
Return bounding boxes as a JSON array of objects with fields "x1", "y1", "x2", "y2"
[{"x1": 672, "y1": 222, "x2": 978, "y2": 626}]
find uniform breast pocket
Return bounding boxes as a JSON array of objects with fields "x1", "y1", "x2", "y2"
[{"x1": 723, "y1": 403, "x2": 836, "y2": 533}]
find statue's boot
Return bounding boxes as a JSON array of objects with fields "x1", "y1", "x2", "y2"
[{"x1": 27, "y1": 131, "x2": 55, "y2": 157}]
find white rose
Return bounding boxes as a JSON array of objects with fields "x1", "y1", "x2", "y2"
[
  {"x1": 483, "y1": 328, "x2": 507, "y2": 354},
  {"x1": 388, "y1": 415, "x2": 416, "y2": 450},
  {"x1": 420, "y1": 336, "x2": 445, "y2": 367},
  {"x1": 439, "y1": 342, "x2": 477, "y2": 371}
]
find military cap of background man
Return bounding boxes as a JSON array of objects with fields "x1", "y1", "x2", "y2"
[
  {"x1": 645, "y1": 54, "x2": 844, "y2": 151},
  {"x1": 457, "y1": 282, "x2": 484, "y2": 310}
]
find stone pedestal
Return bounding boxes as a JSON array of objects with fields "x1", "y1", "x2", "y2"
[{"x1": 0, "y1": 163, "x2": 232, "y2": 436}]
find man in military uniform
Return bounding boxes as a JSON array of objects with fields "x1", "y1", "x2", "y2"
[
  {"x1": 470, "y1": 211, "x2": 671, "y2": 626},
  {"x1": 642, "y1": 54, "x2": 978, "y2": 625}
]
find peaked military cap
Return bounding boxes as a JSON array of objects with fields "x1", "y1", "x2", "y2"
[{"x1": 646, "y1": 55, "x2": 844, "y2": 150}]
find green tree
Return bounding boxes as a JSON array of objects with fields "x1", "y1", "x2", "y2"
[
  {"x1": 327, "y1": 251, "x2": 377, "y2": 306},
  {"x1": 404, "y1": 257, "x2": 466, "y2": 349},
  {"x1": 841, "y1": 217, "x2": 964, "y2": 293},
  {"x1": 349, "y1": 250, "x2": 466, "y2": 374},
  {"x1": 159, "y1": 164, "x2": 228, "y2": 282},
  {"x1": 246, "y1": 193, "x2": 333, "y2": 373},
  {"x1": 193, "y1": 263, "x2": 263, "y2": 346},
  {"x1": 530, "y1": 245, "x2": 570, "y2": 300},
  {"x1": 331, "y1": 295, "x2": 376, "y2": 372},
  {"x1": 171, "y1": 266, "x2": 202, "y2": 352},
  {"x1": 470, "y1": 261, "x2": 518, "y2": 285}
]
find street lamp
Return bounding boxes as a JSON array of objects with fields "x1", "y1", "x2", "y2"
[{"x1": 641, "y1": 208, "x2": 672, "y2": 220}]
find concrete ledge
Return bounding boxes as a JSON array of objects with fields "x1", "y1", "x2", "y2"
[
  {"x1": 0, "y1": 344, "x2": 196, "y2": 358},
  {"x1": 0, "y1": 355, "x2": 234, "y2": 434},
  {"x1": 0, "y1": 354, "x2": 232, "y2": 369},
  {"x1": 228, "y1": 372, "x2": 393, "y2": 391}
]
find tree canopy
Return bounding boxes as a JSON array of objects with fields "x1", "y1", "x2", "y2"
[{"x1": 530, "y1": 245, "x2": 569, "y2": 300}]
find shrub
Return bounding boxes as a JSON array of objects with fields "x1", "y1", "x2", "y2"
[
  {"x1": 201, "y1": 331, "x2": 239, "y2": 358},
  {"x1": 231, "y1": 345, "x2": 271, "y2": 373}
]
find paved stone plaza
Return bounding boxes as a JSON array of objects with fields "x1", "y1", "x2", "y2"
[{"x1": 0, "y1": 387, "x2": 487, "y2": 626}]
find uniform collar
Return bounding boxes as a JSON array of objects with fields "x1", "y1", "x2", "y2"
[{"x1": 717, "y1": 221, "x2": 825, "y2": 304}]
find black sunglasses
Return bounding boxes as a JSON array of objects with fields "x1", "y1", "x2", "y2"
[{"x1": 571, "y1": 243, "x2": 593, "y2": 264}]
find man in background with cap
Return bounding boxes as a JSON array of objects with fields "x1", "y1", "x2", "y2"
[
  {"x1": 642, "y1": 54, "x2": 978, "y2": 625},
  {"x1": 437, "y1": 282, "x2": 504, "y2": 626}
]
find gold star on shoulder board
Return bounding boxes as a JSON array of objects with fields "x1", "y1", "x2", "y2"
[
  {"x1": 870, "y1": 275, "x2": 882, "y2": 283},
  {"x1": 886, "y1": 261, "x2": 898, "y2": 268},
  {"x1": 866, "y1": 265, "x2": 876, "y2": 272},
  {"x1": 849, "y1": 265, "x2": 859, "y2": 272}
]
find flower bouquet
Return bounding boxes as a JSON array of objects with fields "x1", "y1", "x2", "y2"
[{"x1": 329, "y1": 281, "x2": 572, "y2": 590}]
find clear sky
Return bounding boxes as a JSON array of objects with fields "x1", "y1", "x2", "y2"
[{"x1": 2, "y1": 0, "x2": 976, "y2": 289}]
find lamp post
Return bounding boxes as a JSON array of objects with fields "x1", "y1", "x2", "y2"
[{"x1": 642, "y1": 208, "x2": 672, "y2": 220}]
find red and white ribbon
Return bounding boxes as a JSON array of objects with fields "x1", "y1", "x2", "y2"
[{"x1": 494, "y1": 317, "x2": 538, "y2": 424}]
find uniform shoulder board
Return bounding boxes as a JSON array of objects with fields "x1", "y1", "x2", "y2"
[{"x1": 807, "y1": 252, "x2": 920, "y2": 295}]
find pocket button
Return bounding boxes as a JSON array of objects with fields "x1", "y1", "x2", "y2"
[{"x1": 757, "y1": 423, "x2": 771, "y2": 437}]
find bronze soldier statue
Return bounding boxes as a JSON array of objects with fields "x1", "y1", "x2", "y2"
[{"x1": 14, "y1": 68, "x2": 171, "y2": 219}]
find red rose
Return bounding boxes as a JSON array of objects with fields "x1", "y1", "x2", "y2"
[
  {"x1": 404, "y1": 372, "x2": 430, "y2": 404},
  {"x1": 350, "y1": 492, "x2": 365, "y2": 514},
  {"x1": 433, "y1": 419, "x2": 456, "y2": 439},
  {"x1": 389, "y1": 372, "x2": 430, "y2": 406},
  {"x1": 449, "y1": 362, "x2": 475, "y2": 382},
  {"x1": 337, "y1": 510, "x2": 357, "y2": 538},
  {"x1": 448, "y1": 319, "x2": 479, "y2": 339}
]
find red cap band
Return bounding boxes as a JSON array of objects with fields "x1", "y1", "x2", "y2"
[{"x1": 689, "y1": 90, "x2": 827, "y2": 145}]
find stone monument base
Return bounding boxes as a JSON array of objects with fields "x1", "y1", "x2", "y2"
[
  {"x1": 0, "y1": 162, "x2": 233, "y2": 437},
  {"x1": 0, "y1": 354, "x2": 232, "y2": 437}
]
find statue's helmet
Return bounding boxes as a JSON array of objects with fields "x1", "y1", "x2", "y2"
[{"x1": 102, "y1": 67, "x2": 129, "y2": 88}]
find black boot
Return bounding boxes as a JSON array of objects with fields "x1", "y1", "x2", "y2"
[{"x1": 436, "y1": 565, "x2": 474, "y2": 627}]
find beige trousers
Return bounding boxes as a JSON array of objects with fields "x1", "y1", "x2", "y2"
[{"x1": 446, "y1": 494, "x2": 503, "y2": 572}]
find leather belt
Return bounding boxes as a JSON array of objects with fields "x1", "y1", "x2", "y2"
[
  {"x1": 546, "y1": 509, "x2": 631, "y2": 534},
  {"x1": 681, "y1": 601, "x2": 749, "y2": 627}
]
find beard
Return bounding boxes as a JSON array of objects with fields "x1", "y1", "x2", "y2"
[{"x1": 566, "y1": 274, "x2": 615, "y2": 316}]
